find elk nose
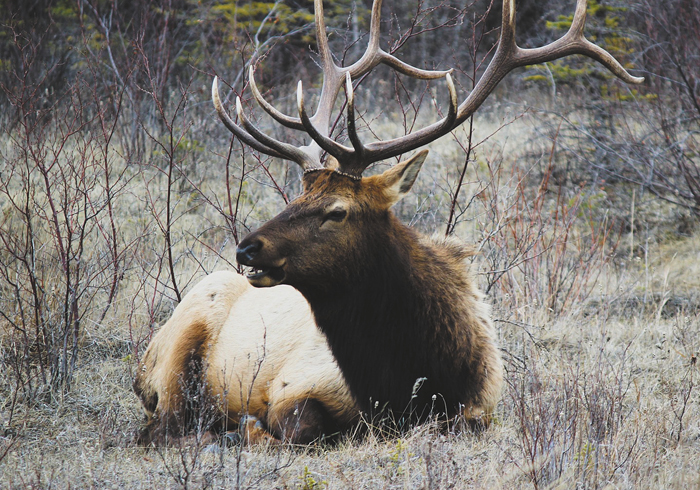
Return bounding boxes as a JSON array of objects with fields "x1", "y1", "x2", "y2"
[{"x1": 236, "y1": 240, "x2": 262, "y2": 265}]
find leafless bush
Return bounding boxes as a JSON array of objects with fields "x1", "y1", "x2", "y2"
[
  {"x1": 475, "y1": 149, "x2": 616, "y2": 317},
  {"x1": 151, "y1": 375, "x2": 223, "y2": 490},
  {"x1": 526, "y1": 0, "x2": 700, "y2": 231},
  {"x1": 628, "y1": 0, "x2": 700, "y2": 216},
  {"x1": 664, "y1": 313, "x2": 698, "y2": 444},
  {"x1": 0, "y1": 32, "x2": 130, "y2": 398}
]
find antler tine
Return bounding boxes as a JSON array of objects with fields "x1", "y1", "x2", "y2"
[
  {"x1": 458, "y1": 0, "x2": 642, "y2": 124},
  {"x1": 345, "y1": 0, "x2": 450, "y2": 80},
  {"x1": 234, "y1": 95, "x2": 320, "y2": 169},
  {"x1": 344, "y1": 72, "x2": 365, "y2": 157},
  {"x1": 213, "y1": 77, "x2": 286, "y2": 159},
  {"x1": 306, "y1": 0, "x2": 345, "y2": 136},
  {"x1": 457, "y1": 0, "x2": 642, "y2": 124},
  {"x1": 344, "y1": 0, "x2": 451, "y2": 81},
  {"x1": 249, "y1": 67, "x2": 305, "y2": 131},
  {"x1": 345, "y1": 70, "x2": 457, "y2": 174},
  {"x1": 510, "y1": 2, "x2": 644, "y2": 86},
  {"x1": 314, "y1": 0, "x2": 335, "y2": 71},
  {"x1": 356, "y1": 0, "x2": 644, "y2": 166},
  {"x1": 442, "y1": 72, "x2": 459, "y2": 129},
  {"x1": 318, "y1": 0, "x2": 453, "y2": 174},
  {"x1": 297, "y1": 81, "x2": 354, "y2": 159},
  {"x1": 376, "y1": 56, "x2": 451, "y2": 80},
  {"x1": 214, "y1": 76, "x2": 322, "y2": 169}
]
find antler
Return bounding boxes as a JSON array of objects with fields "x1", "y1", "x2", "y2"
[
  {"x1": 213, "y1": 0, "x2": 448, "y2": 172},
  {"x1": 213, "y1": 0, "x2": 644, "y2": 177}
]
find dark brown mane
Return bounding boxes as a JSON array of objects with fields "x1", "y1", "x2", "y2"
[{"x1": 298, "y1": 212, "x2": 494, "y2": 423}]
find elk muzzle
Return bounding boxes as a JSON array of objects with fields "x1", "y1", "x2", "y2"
[{"x1": 236, "y1": 236, "x2": 287, "y2": 288}]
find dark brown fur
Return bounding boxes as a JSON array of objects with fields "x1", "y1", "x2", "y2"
[{"x1": 133, "y1": 320, "x2": 218, "y2": 445}]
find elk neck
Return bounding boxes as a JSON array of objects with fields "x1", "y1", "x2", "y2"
[{"x1": 296, "y1": 213, "x2": 490, "y2": 422}]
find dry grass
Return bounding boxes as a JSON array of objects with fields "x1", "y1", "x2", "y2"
[
  {"x1": 1, "y1": 106, "x2": 699, "y2": 489},
  {"x1": 2, "y1": 288, "x2": 699, "y2": 489}
]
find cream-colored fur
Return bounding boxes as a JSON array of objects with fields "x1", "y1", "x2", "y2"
[{"x1": 134, "y1": 271, "x2": 357, "y2": 443}]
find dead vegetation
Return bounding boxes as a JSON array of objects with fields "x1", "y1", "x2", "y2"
[{"x1": 1, "y1": 0, "x2": 699, "y2": 488}]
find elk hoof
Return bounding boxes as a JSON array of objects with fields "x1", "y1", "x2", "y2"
[{"x1": 238, "y1": 415, "x2": 278, "y2": 444}]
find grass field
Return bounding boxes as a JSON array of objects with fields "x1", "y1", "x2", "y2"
[
  {"x1": 1, "y1": 98, "x2": 698, "y2": 489},
  {"x1": 1, "y1": 252, "x2": 698, "y2": 489}
]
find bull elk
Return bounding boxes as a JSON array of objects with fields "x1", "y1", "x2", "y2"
[{"x1": 135, "y1": 0, "x2": 643, "y2": 445}]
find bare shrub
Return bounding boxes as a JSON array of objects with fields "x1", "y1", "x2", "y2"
[
  {"x1": 0, "y1": 31, "x2": 129, "y2": 397},
  {"x1": 625, "y1": 0, "x2": 700, "y2": 217},
  {"x1": 505, "y1": 325, "x2": 641, "y2": 489},
  {"x1": 474, "y1": 148, "x2": 616, "y2": 317},
  {"x1": 522, "y1": 0, "x2": 699, "y2": 233}
]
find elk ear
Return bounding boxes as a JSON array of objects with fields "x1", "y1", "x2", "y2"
[{"x1": 380, "y1": 150, "x2": 429, "y2": 206}]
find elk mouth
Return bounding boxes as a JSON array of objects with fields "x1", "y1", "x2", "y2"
[{"x1": 244, "y1": 265, "x2": 286, "y2": 287}]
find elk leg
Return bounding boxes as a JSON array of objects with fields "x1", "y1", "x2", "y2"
[
  {"x1": 460, "y1": 405, "x2": 493, "y2": 433},
  {"x1": 136, "y1": 413, "x2": 219, "y2": 448}
]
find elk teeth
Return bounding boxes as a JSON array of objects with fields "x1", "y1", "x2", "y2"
[{"x1": 245, "y1": 266, "x2": 267, "y2": 277}]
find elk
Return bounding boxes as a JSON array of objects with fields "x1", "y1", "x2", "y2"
[{"x1": 136, "y1": 0, "x2": 643, "y2": 445}]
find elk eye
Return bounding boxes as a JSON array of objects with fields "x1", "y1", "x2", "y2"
[{"x1": 323, "y1": 209, "x2": 347, "y2": 223}]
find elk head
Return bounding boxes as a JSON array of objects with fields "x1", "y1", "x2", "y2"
[
  {"x1": 213, "y1": 0, "x2": 643, "y2": 295},
  {"x1": 235, "y1": 150, "x2": 428, "y2": 293}
]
